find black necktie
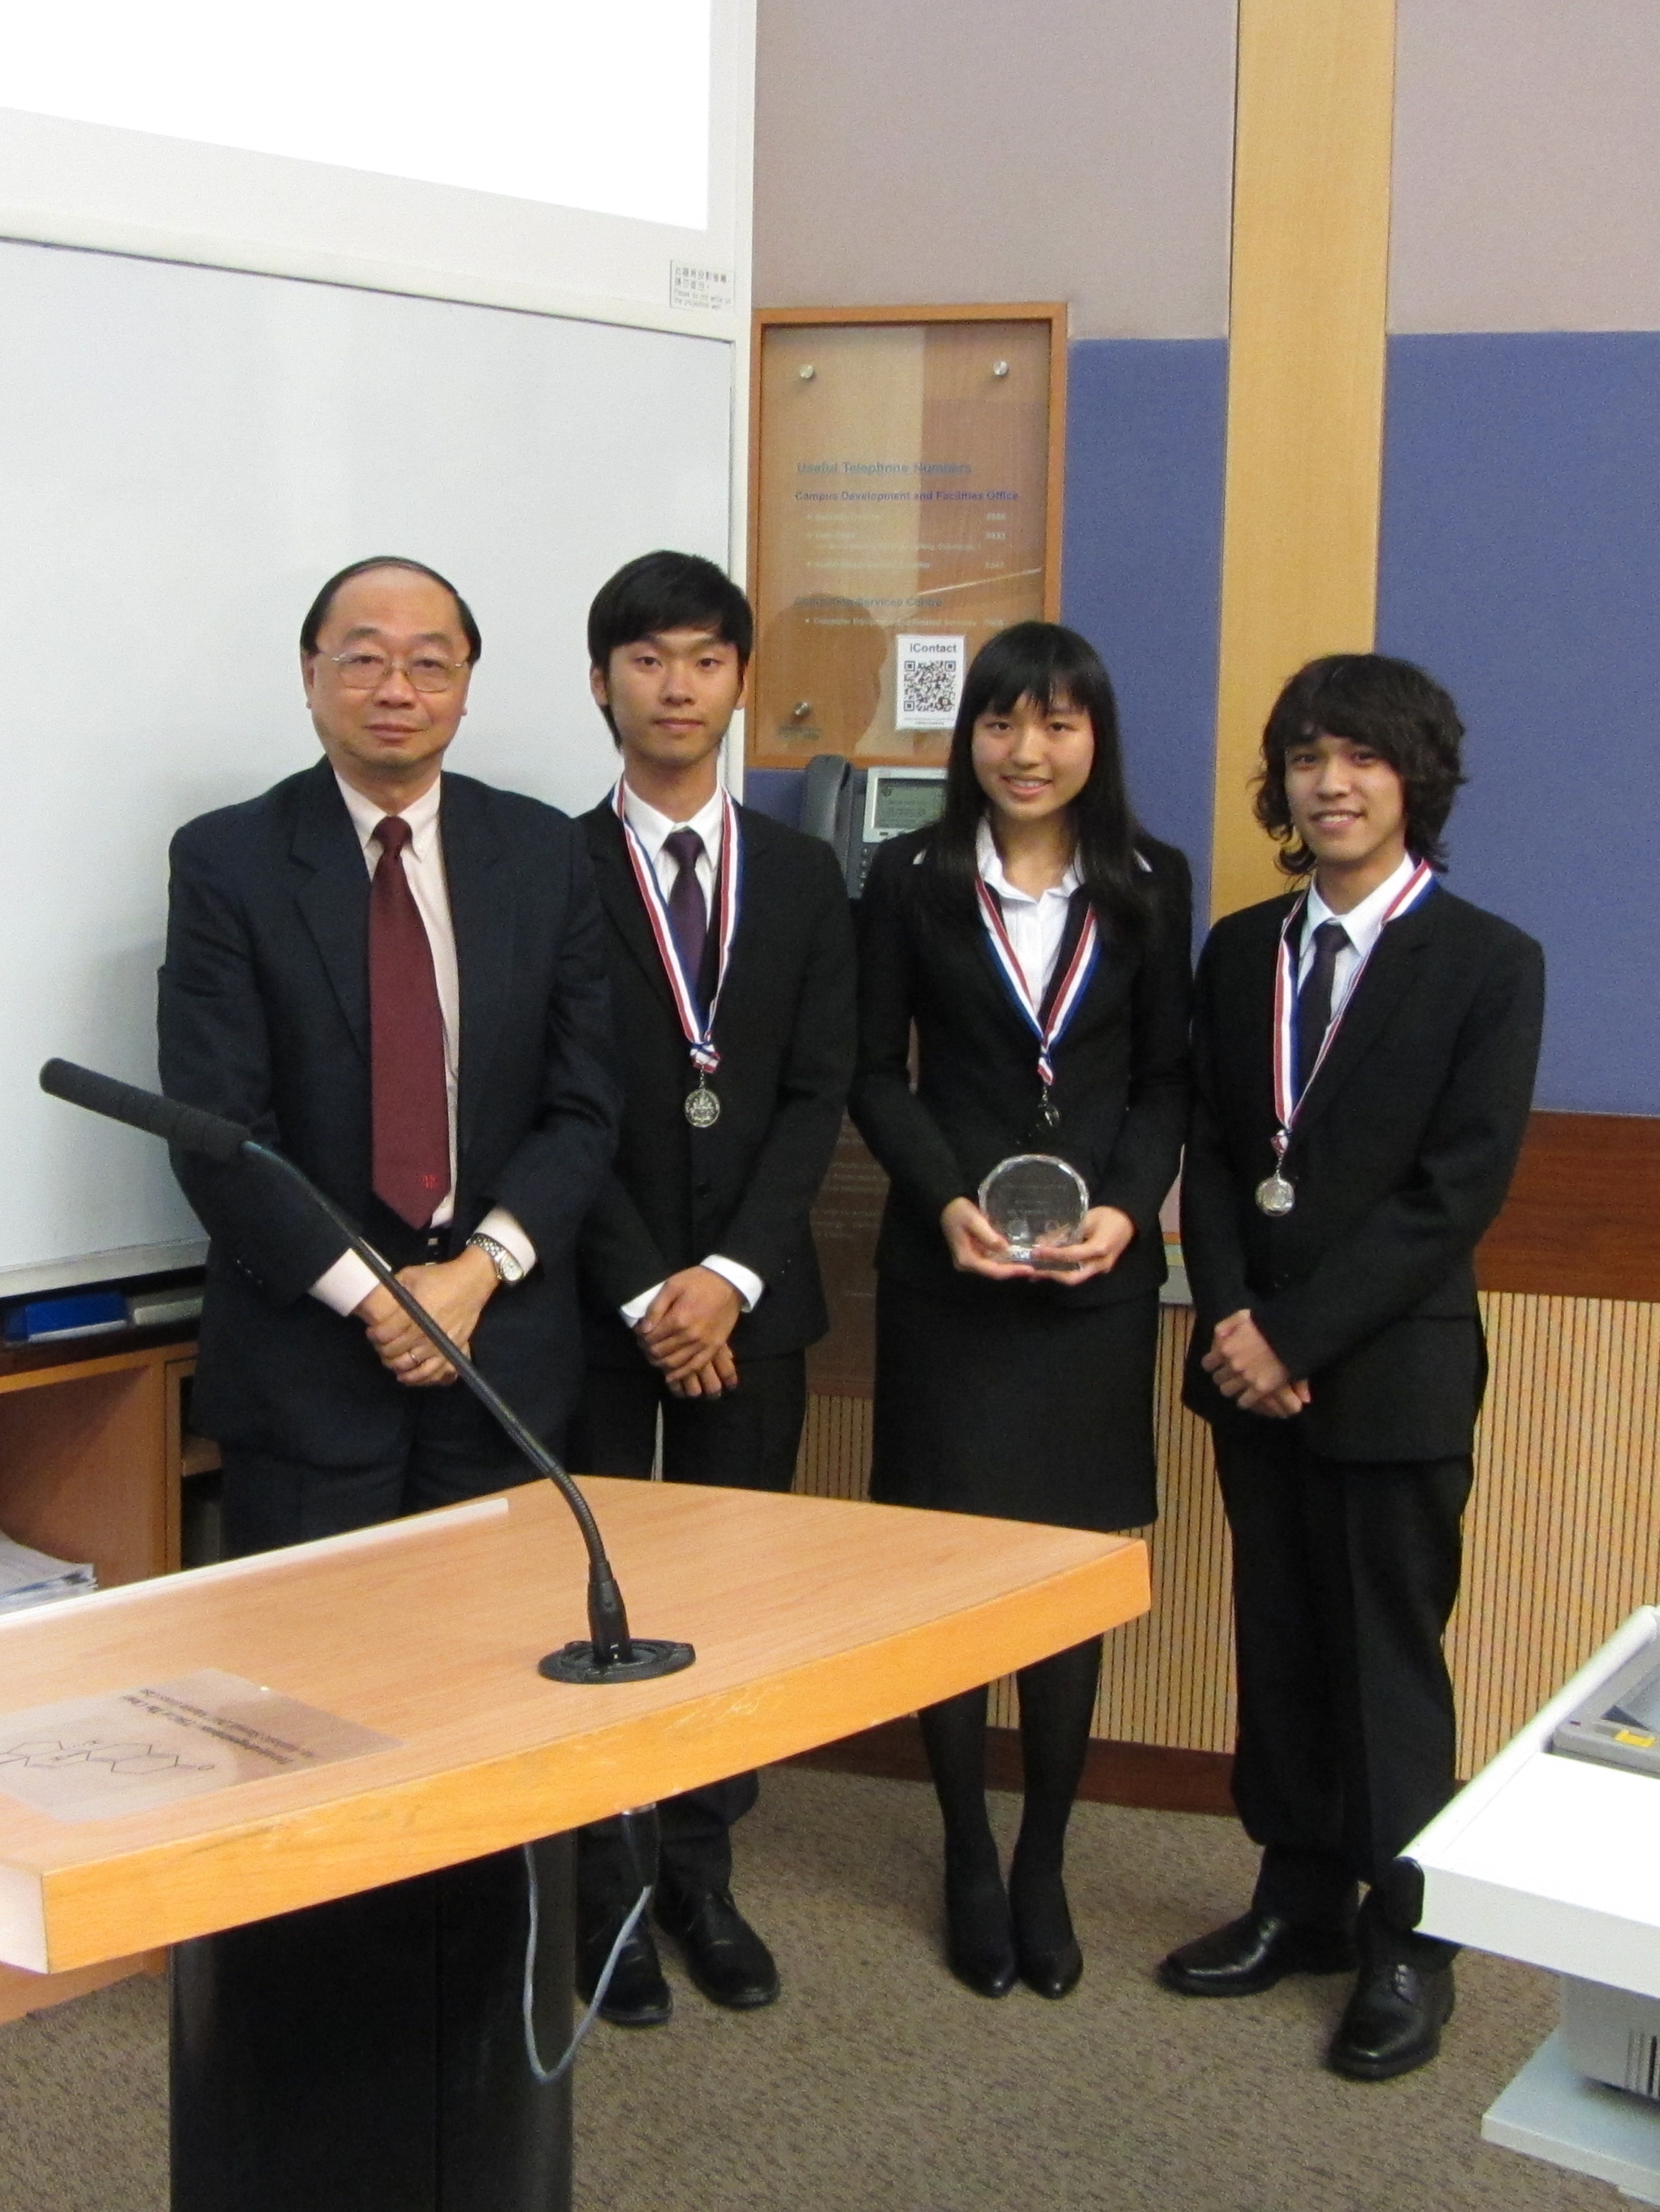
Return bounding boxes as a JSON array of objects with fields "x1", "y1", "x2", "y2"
[
  {"x1": 1295, "y1": 919, "x2": 1350, "y2": 1097},
  {"x1": 662, "y1": 828, "x2": 709, "y2": 1009}
]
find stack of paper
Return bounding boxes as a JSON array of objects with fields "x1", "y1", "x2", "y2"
[{"x1": 0, "y1": 1533, "x2": 97, "y2": 1614}]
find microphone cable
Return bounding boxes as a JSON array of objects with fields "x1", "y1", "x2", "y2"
[{"x1": 521, "y1": 1806, "x2": 659, "y2": 2086}]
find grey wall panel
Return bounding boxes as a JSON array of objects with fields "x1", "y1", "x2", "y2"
[
  {"x1": 753, "y1": 0, "x2": 1235, "y2": 339},
  {"x1": 1393, "y1": 0, "x2": 1660, "y2": 335}
]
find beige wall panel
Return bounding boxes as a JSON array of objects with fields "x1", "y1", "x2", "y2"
[
  {"x1": 753, "y1": 0, "x2": 1236, "y2": 341},
  {"x1": 1211, "y1": 0, "x2": 1396, "y2": 919},
  {"x1": 798, "y1": 1297, "x2": 1660, "y2": 1778},
  {"x1": 1393, "y1": 0, "x2": 1660, "y2": 335}
]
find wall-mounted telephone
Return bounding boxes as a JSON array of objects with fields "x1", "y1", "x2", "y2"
[{"x1": 799, "y1": 756, "x2": 949, "y2": 896}]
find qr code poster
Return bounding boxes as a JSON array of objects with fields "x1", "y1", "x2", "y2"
[{"x1": 895, "y1": 634, "x2": 966, "y2": 731}]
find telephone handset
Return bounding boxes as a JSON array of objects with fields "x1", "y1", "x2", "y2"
[{"x1": 799, "y1": 754, "x2": 948, "y2": 896}]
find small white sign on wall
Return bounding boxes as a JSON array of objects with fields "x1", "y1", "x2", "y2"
[{"x1": 895, "y1": 633, "x2": 967, "y2": 731}]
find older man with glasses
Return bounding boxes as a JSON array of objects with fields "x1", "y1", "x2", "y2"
[{"x1": 158, "y1": 555, "x2": 617, "y2": 1554}]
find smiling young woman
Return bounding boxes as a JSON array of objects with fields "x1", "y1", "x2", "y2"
[{"x1": 849, "y1": 620, "x2": 1193, "y2": 2002}]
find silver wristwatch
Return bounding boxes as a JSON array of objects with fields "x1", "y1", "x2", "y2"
[{"x1": 466, "y1": 1232, "x2": 525, "y2": 1285}]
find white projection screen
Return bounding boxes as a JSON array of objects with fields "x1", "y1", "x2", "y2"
[
  {"x1": 0, "y1": 1, "x2": 750, "y2": 1290},
  {"x1": 0, "y1": 0, "x2": 750, "y2": 1290},
  {"x1": 0, "y1": 0, "x2": 750, "y2": 330}
]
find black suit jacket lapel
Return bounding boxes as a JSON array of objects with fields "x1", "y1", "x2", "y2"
[
  {"x1": 586, "y1": 806, "x2": 679, "y2": 1017},
  {"x1": 1291, "y1": 891, "x2": 1442, "y2": 1136},
  {"x1": 292, "y1": 761, "x2": 370, "y2": 1063},
  {"x1": 442, "y1": 776, "x2": 513, "y2": 1160}
]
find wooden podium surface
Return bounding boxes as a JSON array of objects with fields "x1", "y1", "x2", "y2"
[{"x1": 0, "y1": 1478, "x2": 1148, "y2": 1977}]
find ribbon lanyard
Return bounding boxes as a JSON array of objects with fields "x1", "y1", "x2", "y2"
[
  {"x1": 976, "y1": 878, "x2": 1100, "y2": 1120},
  {"x1": 612, "y1": 780, "x2": 742, "y2": 1084},
  {"x1": 1269, "y1": 858, "x2": 1437, "y2": 1147}
]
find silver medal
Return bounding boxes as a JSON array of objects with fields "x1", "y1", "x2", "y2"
[
  {"x1": 1255, "y1": 1172, "x2": 1295, "y2": 1217},
  {"x1": 685, "y1": 1085, "x2": 721, "y2": 1130}
]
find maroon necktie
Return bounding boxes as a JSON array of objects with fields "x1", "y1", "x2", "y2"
[
  {"x1": 370, "y1": 814, "x2": 450, "y2": 1228},
  {"x1": 662, "y1": 827, "x2": 710, "y2": 1014}
]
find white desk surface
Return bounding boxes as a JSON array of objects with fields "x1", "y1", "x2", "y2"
[{"x1": 1413, "y1": 1608, "x2": 1660, "y2": 1994}]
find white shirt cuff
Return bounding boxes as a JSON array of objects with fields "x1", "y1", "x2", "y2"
[
  {"x1": 619, "y1": 1257, "x2": 763, "y2": 1328},
  {"x1": 473, "y1": 1207, "x2": 537, "y2": 1279},
  {"x1": 310, "y1": 1250, "x2": 379, "y2": 1316},
  {"x1": 702, "y1": 1255, "x2": 763, "y2": 1312},
  {"x1": 310, "y1": 1208, "x2": 537, "y2": 1318}
]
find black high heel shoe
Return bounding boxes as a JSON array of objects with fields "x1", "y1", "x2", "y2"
[
  {"x1": 944, "y1": 1868, "x2": 1018, "y2": 1998},
  {"x1": 1010, "y1": 1867, "x2": 1083, "y2": 1999}
]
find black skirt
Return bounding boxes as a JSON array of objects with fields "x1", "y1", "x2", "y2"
[{"x1": 869, "y1": 1272, "x2": 1160, "y2": 1534}]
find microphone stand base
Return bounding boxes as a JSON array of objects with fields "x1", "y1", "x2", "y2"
[{"x1": 538, "y1": 1639, "x2": 697, "y2": 1686}]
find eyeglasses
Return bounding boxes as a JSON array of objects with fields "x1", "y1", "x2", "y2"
[{"x1": 323, "y1": 650, "x2": 468, "y2": 694}]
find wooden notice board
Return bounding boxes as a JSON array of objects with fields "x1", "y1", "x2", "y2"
[{"x1": 747, "y1": 304, "x2": 1067, "y2": 771}]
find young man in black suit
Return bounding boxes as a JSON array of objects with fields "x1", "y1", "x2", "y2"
[
  {"x1": 159, "y1": 557, "x2": 617, "y2": 1551},
  {"x1": 568, "y1": 551, "x2": 856, "y2": 2025},
  {"x1": 1159, "y1": 655, "x2": 1544, "y2": 2081}
]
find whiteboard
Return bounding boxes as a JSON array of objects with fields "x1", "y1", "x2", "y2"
[{"x1": 0, "y1": 236, "x2": 733, "y2": 1293}]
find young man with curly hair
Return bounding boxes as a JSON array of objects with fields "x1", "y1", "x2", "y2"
[{"x1": 1158, "y1": 655, "x2": 1544, "y2": 2081}]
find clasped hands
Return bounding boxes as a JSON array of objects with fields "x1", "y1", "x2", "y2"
[
  {"x1": 355, "y1": 1243, "x2": 499, "y2": 1387},
  {"x1": 940, "y1": 1196, "x2": 1136, "y2": 1286},
  {"x1": 633, "y1": 1266, "x2": 743, "y2": 1398},
  {"x1": 1200, "y1": 1307, "x2": 1310, "y2": 1419}
]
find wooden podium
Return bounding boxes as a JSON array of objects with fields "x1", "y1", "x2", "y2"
[{"x1": 0, "y1": 1476, "x2": 1149, "y2": 2209}]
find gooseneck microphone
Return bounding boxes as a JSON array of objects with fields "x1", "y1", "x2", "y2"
[{"x1": 39, "y1": 1059, "x2": 694, "y2": 1687}]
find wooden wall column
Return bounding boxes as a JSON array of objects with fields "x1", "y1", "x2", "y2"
[{"x1": 1211, "y1": 0, "x2": 1398, "y2": 918}]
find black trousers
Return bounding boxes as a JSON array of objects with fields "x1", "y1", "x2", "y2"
[
  {"x1": 1214, "y1": 1423, "x2": 1472, "y2": 1951},
  {"x1": 218, "y1": 1382, "x2": 547, "y2": 1558},
  {"x1": 567, "y1": 1350, "x2": 806, "y2": 1910}
]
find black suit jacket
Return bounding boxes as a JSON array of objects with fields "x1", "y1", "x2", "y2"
[
  {"x1": 158, "y1": 759, "x2": 618, "y2": 1461},
  {"x1": 850, "y1": 830, "x2": 1193, "y2": 1308},
  {"x1": 577, "y1": 800, "x2": 855, "y2": 1366},
  {"x1": 1181, "y1": 882, "x2": 1545, "y2": 1461}
]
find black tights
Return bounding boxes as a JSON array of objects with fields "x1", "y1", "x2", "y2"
[{"x1": 918, "y1": 1637, "x2": 1102, "y2": 1948}]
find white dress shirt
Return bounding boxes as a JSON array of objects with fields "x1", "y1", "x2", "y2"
[
  {"x1": 309, "y1": 771, "x2": 536, "y2": 1317},
  {"x1": 975, "y1": 819, "x2": 1082, "y2": 1004},
  {"x1": 1297, "y1": 849, "x2": 1420, "y2": 1021},
  {"x1": 615, "y1": 778, "x2": 763, "y2": 1326}
]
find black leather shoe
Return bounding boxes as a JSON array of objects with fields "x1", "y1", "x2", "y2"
[
  {"x1": 1020, "y1": 1936, "x2": 1083, "y2": 2000},
  {"x1": 1327, "y1": 1959, "x2": 1455, "y2": 2080},
  {"x1": 945, "y1": 1873, "x2": 1018, "y2": 1999},
  {"x1": 1157, "y1": 1911, "x2": 1358, "y2": 1998},
  {"x1": 1010, "y1": 1870, "x2": 1083, "y2": 1999},
  {"x1": 655, "y1": 1886, "x2": 780, "y2": 2009},
  {"x1": 577, "y1": 1916, "x2": 672, "y2": 2028}
]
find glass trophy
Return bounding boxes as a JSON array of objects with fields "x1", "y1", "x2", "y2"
[{"x1": 978, "y1": 1154, "x2": 1089, "y2": 1266}]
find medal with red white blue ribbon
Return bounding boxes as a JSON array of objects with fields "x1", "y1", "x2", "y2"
[
  {"x1": 975, "y1": 876, "x2": 1100, "y2": 1130},
  {"x1": 612, "y1": 780, "x2": 741, "y2": 1127},
  {"x1": 1257, "y1": 858, "x2": 1437, "y2": 1215}
]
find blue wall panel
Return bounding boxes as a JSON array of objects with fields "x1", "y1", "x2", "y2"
[
  {"x1": 1062, "y1": 338, "x2": 1227, "y2": 919},
  {"x1": 1378, "y1": 334, "x2": 1660, "y2": 1114}
]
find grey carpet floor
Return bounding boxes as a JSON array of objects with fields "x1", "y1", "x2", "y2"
[{"x1": 0, "y1": 1768, "x2": 1617, "y2": 2210}]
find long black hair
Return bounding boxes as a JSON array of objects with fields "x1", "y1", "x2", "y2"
[
  {"x1": 921, "y1": 621, "x2": 1152, "y2": 940},
  {"x1": 1256, "y1": 653, "x2": 1467, "y2": 875}
]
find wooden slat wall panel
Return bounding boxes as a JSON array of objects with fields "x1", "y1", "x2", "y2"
[
  {"x1": 795, "y1": 1295, "x2": 1660, "y2": 1777},
  {"x1": 1455, "y1": 1293, "x2": 1660, "y2": 1772}
]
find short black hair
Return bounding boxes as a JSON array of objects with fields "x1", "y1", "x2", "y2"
[
  {"x1": 923, "y1": 620, "x2": 1152, "y2": 943},
  {"x1": 1256, "y1": 652, "x2": 1468, "y2": 875},
  {"x1": 586, "y1": 551, "x2": 753, "y2": 673},
  {"x1": 300, "y1": 557, "x2": 481, "y2": 663}
]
